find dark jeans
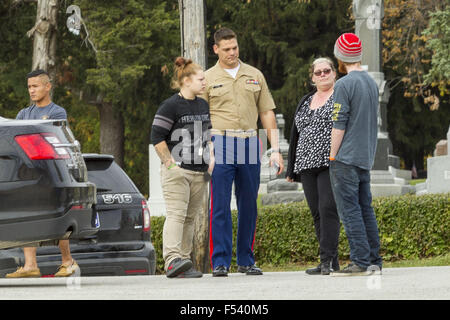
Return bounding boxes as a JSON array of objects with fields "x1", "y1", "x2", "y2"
[
  {"x1": 329, "y1": 161, "x2": 382, "y2": 268},
  {"x1": 300, "y1": 166, "x2": 340, "y2": 266}
]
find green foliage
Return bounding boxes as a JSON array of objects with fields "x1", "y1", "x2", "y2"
[
  {"x1": 382, "y1": 0, "x2": 449, "y2": 171},
  {"x1": 149, "y1": 214, "x2": 165, "y2": 274},
  {"x1": 62, "y1": 0, "x2": 180, "y2": 196},
  {"x1": 374, "y1": 194, "x2": 450, "y2": 259},
  {"x1": 386, "y1": 85, "x2": 450, "y2": 171},
  {"x1": 254, "y1": 201, "x2": 320, "y2": 265},
  {"x1": 0, "y1": 1, "x2": 35, "y2": 118},
  {"x1": 77, "y1": 0, "x2": 179, "y2": 105},
  {"x1": 53, "y1": 87, "x2": 100, "y2": 153},
  {"x1": 422, "y1": 7, "x2": 450, "y2": 96},
  {"x1": 150, "y1": 194, "x2": 450, "y2": 274}
]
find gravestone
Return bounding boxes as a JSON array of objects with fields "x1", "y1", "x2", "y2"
[
  {"x1": 434, "y1": 140, "x2": 448, "y2": 157},
  {"x1": 417, "y1": 125, "x2": 450, "y2": 195}
]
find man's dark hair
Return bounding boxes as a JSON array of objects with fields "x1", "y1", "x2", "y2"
[
  {"x1": 214, "y1": 27, "x2": 237, "y2": 45},
  {"x1": 27, "y1": 69, "x2": 49, "y2": 79}
]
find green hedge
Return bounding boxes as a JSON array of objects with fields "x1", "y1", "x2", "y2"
[{"x1": 150, "y1": 193, "x2": 449, "y2": 273}]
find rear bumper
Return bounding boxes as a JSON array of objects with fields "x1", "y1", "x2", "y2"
[
  {"x1": 0, "y1": 207, "x2": 97, "y2": 249},
  {"x1": 0, "y1": 241, "x2": 156, "y2": 277}
]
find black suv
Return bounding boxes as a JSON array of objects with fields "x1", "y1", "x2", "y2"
[
  {"x1": 0, "y1": 117, "x2": 97, "y2": 250},
  {"x1": 0, "y1": 153, "x2": 156, "y2": 277}
]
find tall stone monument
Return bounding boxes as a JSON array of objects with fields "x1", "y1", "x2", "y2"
[
  {"x1": 353, "y1": 0, "x2": 397, "y2": 170},
  {"x1": 353, "y1": 0, "x2": 414, "y2": 196}
]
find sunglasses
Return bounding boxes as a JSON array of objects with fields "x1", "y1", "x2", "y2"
[{"x1": 313, "y1": 68, "x2": 332, "y2": 76}]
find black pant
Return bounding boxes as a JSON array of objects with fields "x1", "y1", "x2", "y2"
[{"x1": 300, "y1": 166, "x2": 340, "y2": 266}]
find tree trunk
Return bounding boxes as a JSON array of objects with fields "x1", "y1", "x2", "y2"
[
  {"x1": 28, "y1": 0, "x2": 58, "y2": 83},
  {"x1": 97, "y1": 102, "x2": 125, "y2": 167},
  {"x1": 179, "y1": 0, "x2": 210, "y2": 273}
]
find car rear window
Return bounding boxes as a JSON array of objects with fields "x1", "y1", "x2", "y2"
[{"x1": 85, "y1": 159, "x2": 139, "y2": 193}]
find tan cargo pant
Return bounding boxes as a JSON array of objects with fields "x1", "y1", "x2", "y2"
[{"x1": 160, "y1": 164, "x2": 208, "y2": 271}]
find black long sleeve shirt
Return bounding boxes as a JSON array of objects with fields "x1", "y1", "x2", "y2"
[{"x1": 151, "y1": 93, "x2": 212, "y2": 172}]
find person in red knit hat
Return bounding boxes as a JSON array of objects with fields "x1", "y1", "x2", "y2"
[{"x1": 328, "y1": 33, "x2": 383, "y2": 276}]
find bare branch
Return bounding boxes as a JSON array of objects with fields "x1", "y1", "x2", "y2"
[{"x1": 80, "y1": 19, "x2": 98, "y2": 54}]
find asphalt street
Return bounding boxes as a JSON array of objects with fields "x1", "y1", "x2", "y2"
[{"x1": 0, "y1": 266, "x2": 448, "y2": 301}]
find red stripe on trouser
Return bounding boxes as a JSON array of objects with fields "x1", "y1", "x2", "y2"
[
  {"x1": 251, "y1": 217, "x2": 257, "y2": 251},
  {"x1": 209, "y1": 180, "x2": 214, "y2": 269}
]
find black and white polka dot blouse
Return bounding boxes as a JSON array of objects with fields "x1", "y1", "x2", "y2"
[{"x1": 293, "y1": 94, "x2": 333, "y2": 173}]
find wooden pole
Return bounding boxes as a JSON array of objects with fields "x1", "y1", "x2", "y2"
[
  {"x1": 178, "y1": 0, "x2": 210, "y2": 273},
  {"x1": 179, "y1": 0, "x2": 207, "y2": 69},
  {"x1": 27, "y1": 0, "x2": 59, "y2": 83}
]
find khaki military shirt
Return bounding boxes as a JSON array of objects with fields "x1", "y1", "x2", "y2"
[{"x1": 201, "y1": 60, "x2": 276, "y2": 131}]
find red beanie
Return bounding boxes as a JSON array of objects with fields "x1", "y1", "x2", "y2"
[{"x1": 334, "y1": 33, "x2": 362, "y2": 63}]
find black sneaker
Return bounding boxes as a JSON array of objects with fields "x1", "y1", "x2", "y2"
[
  {"x1": 306, "y1": 261, "x2": 333, "y2": 275},
  {"x1": 305, "y1": 264, "x2": 322, "y2": 275},
  {"x1": 330, "y1": 263, "x2": 369, "y2": 277},
  {"x1": 166, "y1": 258, "x2": 192, "y2": 278},
  {"x1": 320, "y1": 261, "x2": 332, "y2": 275},
  {"x1": 212, "y1": 265, "x2": 228, "y2": 277},
  {"x1": 237, "y1": 265, "x2": 263, "y2": 275},
  {"x1": 176, "y1": 267, "x2": 203, "y2": 278},
  {"x1": 332, "y1": 256, "x2": 340, "y2": 271}
]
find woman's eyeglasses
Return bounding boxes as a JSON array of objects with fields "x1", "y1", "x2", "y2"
[{"x1": 313, "y1": 68, "x2": 332, "y2": 76}]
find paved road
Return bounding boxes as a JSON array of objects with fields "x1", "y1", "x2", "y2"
[{"x1": 0, "y1": 266, "x2": 448, "y2": 301}]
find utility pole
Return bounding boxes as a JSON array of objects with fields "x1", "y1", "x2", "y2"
[
  {"x1": 178, "y1": 0, "x2": 209, "y2": 273},
  {"x1": 179, "y1": 0, "x2": 207, "y2": 69}
]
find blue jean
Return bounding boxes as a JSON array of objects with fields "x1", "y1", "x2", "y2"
[{"x1": 329, "y1": 161, "x2": 382, "y2": 268}]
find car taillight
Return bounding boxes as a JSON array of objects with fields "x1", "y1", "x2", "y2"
[
  {"x1": 142, "y1": 200, "x2": 150, "y2": 232},
  {"x1": 15, "y1": 133, "x2": 70, "y2": 160}
]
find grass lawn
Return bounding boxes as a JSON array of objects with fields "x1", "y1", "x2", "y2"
[
  {"x1": 260, "y1": 253, "x2": 450, "y2": 272},
  {"x1": 409, "y1": 178, "x2": 426, "y2": 185}
]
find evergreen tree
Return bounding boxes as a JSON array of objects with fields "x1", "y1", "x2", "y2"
[
  {"x1": 0, "y1": 0, "x2": 35, "y2": 118},
  {"x1": 60, "y1": 0, "x2": 180, "y2": 193},
  {"x1": 383, "y1": 0, "x2": 449, "y2": 173}
]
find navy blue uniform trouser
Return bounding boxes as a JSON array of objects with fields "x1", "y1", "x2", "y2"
[{"x1": 209, "y1": 135, "x2": 260, "y2": 269}]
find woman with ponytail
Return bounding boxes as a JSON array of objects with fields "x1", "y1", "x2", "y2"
[{"x1": 151, "y1": 57, "x2": 214, "y2": 278}]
